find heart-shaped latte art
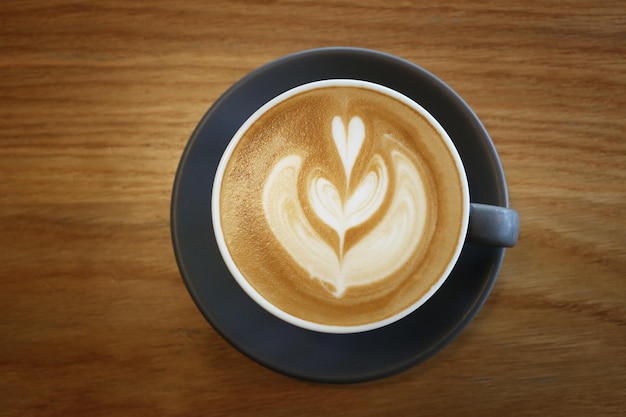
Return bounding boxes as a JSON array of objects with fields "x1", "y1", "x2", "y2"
[{"x1": 262, "y1": 116, "x2": 428, "y2": 297}]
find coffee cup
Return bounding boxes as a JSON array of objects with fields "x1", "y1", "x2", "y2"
[{"x1": 212, "y1": 79, "x2": 518, "y2": 334}]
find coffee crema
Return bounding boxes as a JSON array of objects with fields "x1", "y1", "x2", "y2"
[{"x1": 215, "y1": 83, "x2": 466, "y2": 328}]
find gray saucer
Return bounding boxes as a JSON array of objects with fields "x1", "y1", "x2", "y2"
[{"x1": 171, "y1": 47, "x2": 510, "y2": 383}]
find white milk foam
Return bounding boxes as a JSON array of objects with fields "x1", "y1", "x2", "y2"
[{"x1": 262, "y1": 116, "x2": 428, "y2": 297}]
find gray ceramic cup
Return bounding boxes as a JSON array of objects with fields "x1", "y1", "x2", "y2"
[{"x1": 212, "y1": 79, "x2": 519, "y2": 334}]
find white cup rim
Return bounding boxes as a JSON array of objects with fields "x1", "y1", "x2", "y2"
[{"x1": 212, "y1": 79, "x2": 470, "y2": 333}]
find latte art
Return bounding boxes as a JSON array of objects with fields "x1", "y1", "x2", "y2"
[
  {"x1": 262, "y1": 116, "x2": 427, "y2": 297},
  {"x1": 214, "y1": 81, "x2": 467, "y2": 329}
]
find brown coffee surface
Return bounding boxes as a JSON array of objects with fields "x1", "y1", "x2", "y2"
[{"x1": 218, "y1": 85, "x2": 465, "y2": 327}]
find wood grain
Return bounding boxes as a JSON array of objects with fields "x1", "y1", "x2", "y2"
[{"x1": 1, "y1": 1, "x2": 624, "y2": 416}]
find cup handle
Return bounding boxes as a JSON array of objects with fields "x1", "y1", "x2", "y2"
[{"x1": 467, "y1": 203, "x2": 520, "y2": 247}]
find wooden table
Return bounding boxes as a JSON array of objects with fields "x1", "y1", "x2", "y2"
[{"x1": 2, "y1": 1, "x2": 624, "y2": 415}]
